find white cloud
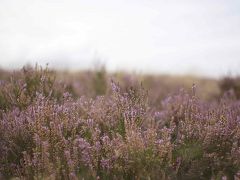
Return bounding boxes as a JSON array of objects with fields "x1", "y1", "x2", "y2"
[{"x1": 0, "y1": 0, "x2": 239, "y2": 77}]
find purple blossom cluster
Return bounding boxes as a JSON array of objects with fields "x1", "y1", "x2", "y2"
[{"x1": 0, "y1": 66, "x2": 240, "y2": 179}]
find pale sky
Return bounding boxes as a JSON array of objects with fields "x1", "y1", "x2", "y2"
[{"x1": 0, "y1": 0, "x2": 240, "y2": 77}]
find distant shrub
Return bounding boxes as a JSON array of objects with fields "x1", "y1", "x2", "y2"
[
  {"x1": 92, "y1": 65, "x2": 107, "y2": 96},
  {"x1": 220, "y1": 76, "x2": 240, "y2": 99},
  {"x1": 0, "y1": 65, "x2": 68, "y2": 114}
]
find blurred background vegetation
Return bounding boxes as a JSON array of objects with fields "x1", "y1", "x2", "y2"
[{"x1": 1, "y1": 64, "x2": 239, "y2": 110}]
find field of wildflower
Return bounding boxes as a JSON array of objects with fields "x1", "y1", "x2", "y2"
[{"x1": 0, "y1": 65, "x2": 240, "y2": 179}]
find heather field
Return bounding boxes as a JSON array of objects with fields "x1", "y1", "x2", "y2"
[{"x1": 0, "y1": 65, "x2": 240, "y2": 180}]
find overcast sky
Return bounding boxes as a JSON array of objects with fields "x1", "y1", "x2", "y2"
[{"x1": 0, "y1": 0, "x2": 240, "y2": 77}]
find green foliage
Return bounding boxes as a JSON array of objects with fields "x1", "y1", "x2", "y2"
[
  {"x1": 174, "y1": 141, "x2": 203, "y2": 163},
  {"x1": 116, "y1": 117, "x2": 126, "y2": 138},
  {"x1": 92, "y1": 65, "x2": 107, "y2": 96},
  {"x1": 173, "y1": 140, "x2": 205, "y2": 178}
]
